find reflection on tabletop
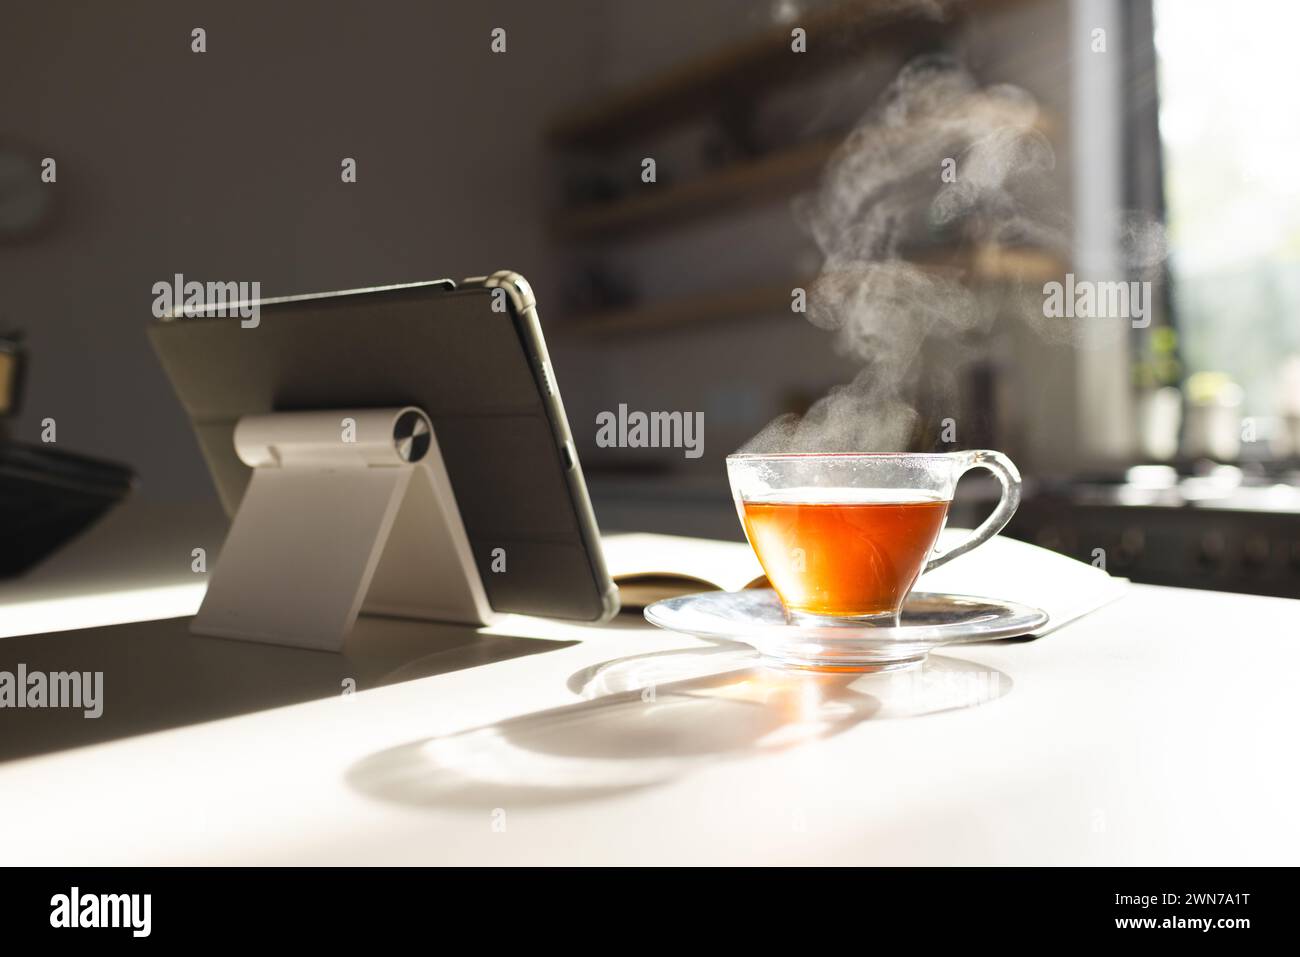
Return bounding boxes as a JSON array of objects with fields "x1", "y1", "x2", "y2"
[{"x1": 347, "y1": 645, "x2": 1011, "y2": 809}]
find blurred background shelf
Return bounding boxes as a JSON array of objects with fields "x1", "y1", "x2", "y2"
[
  {"x1": 554, "y1": 110, "x2": 1057, "y2": 243},
  {"x1": 907, "y1": 243, "x2": 1066, "y2": 284},
  {"x1": 554, "y1": 138, "x2": 839, "y2": 241},
  {"x1": 545, "y1": 2, "x2": 954, "y2": 151},
  {"x1": 563, "y1": 245, "x2": 1065, "y2": 336},
  {"x1": 564, "y1": 281, "x2": 803, "y2": 336}
]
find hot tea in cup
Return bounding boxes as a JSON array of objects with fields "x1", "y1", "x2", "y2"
[{"x1": 727, "y1": 451, "x2": 1021, "y2": 625}]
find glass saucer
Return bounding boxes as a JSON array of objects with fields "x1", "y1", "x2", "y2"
[{"x1": 644, "y1": 589, "x2": 1048, "y2": 672}]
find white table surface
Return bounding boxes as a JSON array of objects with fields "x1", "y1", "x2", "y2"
[{"x1": 2, "y1": 503, "x2": 1299, "y2": 865}]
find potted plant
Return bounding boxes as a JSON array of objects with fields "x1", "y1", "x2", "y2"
[{"x1": 1132, "y1": 326, "x2": 1182, "y2": 461}]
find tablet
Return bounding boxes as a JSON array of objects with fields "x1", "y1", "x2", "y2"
[{"x1": 148, "y1": 271, "x2": 618, "y2": 623}]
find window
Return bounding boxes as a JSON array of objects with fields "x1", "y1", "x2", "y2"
[{"x1": 1154, "y1": 0, "x2": 1300, "y2": 441}]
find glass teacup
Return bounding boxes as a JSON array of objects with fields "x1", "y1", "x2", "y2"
[{"x1": 726, "y1": 450, "x2": 1021, "y2": 626}]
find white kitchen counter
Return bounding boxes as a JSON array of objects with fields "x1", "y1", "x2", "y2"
[{"x1": 1, "y1": 503, "x2": 1298, "y2": 865}]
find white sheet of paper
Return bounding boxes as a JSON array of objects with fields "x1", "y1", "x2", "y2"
[{"x1": 916, "y1": 528, "x2": 1129, "y2": 635}]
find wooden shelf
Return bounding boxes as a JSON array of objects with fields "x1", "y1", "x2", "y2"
[
  {"x1": 565, "y1": 282, "x2": 803, "y2": 336},
  {"x1": 546, "y1": 2, "x2": 951, "y2": 150},
  {"x1": 907, "y1": 243, "x2": 1065, "y2": 283},
  {"x1": 564, "y1": 246, "x2": 1066, "y2": 337},
  {"x1": 554, "y1": 138, "x2": 838, "y2": 241},
  {"x1": 554, "y1": 103, "x2": 1057, "y2": 242}
]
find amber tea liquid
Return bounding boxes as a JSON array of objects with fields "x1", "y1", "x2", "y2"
[{"x1": 741, "y1": 489, "x2": 950, "y2": 619}]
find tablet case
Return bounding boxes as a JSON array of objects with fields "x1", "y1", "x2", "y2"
[{"x1": 148, "y1": 272, "x2": 617, "y2": 625}]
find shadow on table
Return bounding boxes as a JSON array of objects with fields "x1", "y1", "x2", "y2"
[
  {"x1": 0, "y1": 614, "x2": 572, "y2": 764},
  {"x1": 346, "y1": 645, "x2": 1012, "y2": 809}
]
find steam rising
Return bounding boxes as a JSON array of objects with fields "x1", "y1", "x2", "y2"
[{"x1": 743, "y1": 54, "x2": 1110, "y2": 454}]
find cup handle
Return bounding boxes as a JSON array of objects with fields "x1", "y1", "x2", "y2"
[{"x1": 924, "y1": 450, "x2": 1022, "y2": 574}]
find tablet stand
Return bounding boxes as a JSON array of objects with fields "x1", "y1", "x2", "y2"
[{"x1": 190, "y1": 407, "x2": 493, "y2": 651}]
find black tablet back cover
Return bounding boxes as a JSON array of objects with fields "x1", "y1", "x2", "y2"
[{"x1": 148, "y1": 281, "x2": 612, "y2": 621}]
